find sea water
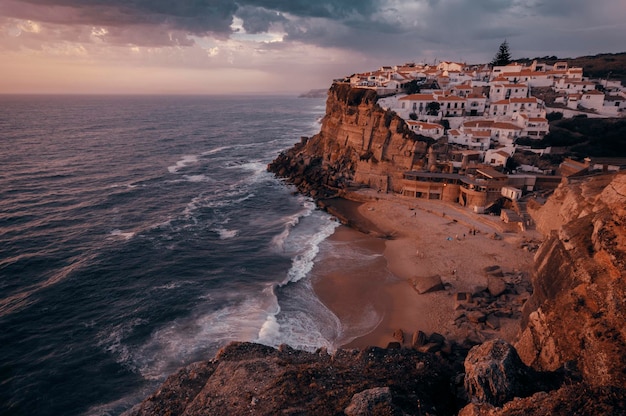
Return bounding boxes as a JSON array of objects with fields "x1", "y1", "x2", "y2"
[{"x1": 0, "y1": 94, "x2": 378, "y2": 415}]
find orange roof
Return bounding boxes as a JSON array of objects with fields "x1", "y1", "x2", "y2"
[
  {"x1": 438, "y1": 95, "x2": 465, "y2": 101},
  {"x1": 416, "y1": 121, "x2": 444, "y2": 129},
  {"x1": 510, "y1": 97, "x2": 538, "y2": 103},
  {"x1": 495, "y1": 83, "x2": 527, "y2": 88},
  {"x1": 466, "y1": 130, "x2": 491, "y2": 137},
  {"x1": 399, "y1": 94, "x2": 435, "y2": 101},
  {"x1": 492, "y1": 122, "x2": 522, "y2": 130},
  {"x1": 464, "y1": 120, "x2": 494, "y2": 128}
]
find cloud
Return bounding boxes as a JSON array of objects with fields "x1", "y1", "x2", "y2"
[{"x1": 0, "y1": 0, "x2": 625, "y2": 94}]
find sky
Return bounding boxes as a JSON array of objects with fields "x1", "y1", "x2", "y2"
[{"x1": 1, "y1": 0, "x2": 625, "y2": 95}]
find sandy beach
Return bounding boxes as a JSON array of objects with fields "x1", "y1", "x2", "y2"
[{"x1": 313, "y1": 190, "x2": 541, "y2": 350}]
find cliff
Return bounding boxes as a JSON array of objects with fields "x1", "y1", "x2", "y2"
[
  {"x1": 517, "y1": 172, "x2": 626, "y2": 386},
  {"x1": 268, "y1": 83, "x2": 431, "y2": 197},
  {"x1": 126, "y1": 88, "x2": 626, "y2": 415}
]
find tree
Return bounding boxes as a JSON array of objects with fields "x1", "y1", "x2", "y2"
[
  {"x1": 491, "y1": 40, "x2": 512, "y2": 66},
  {"x1": 425, "y1": 101, "x2": 440, "y2": 116},
  {"x1": 405, "y1": 80, "x2": 421, "y2": 94}
]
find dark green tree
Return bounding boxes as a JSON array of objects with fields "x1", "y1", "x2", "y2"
[
  {"x1": 491, "y1": 40, "x2": 512, "y2": 66},
  {"x1": 405, "y1": 80, "x2": 421, "y2": 94},
  {"x1": 425, "y1": 101, "x2": 440, "y2": 116}
]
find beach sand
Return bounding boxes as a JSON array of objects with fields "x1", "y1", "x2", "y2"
[{"x1": 312, "y1": 190, "x2": 541, "y2": 349}]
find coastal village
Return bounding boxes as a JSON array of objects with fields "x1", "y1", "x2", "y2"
[{"x1": 337, "y1": 57, "x2": 626, "y2": 225}]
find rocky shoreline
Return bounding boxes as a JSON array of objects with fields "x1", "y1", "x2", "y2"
[{"x1": 127, "y1": 86, "x2": 626, "y2": 415}]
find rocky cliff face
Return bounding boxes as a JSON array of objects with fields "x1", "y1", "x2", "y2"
[
  {"x1": 125, "y1": 342, "x2": 459, "y2": 416},
  {"x1": 268, "y1": 83, "x2": 431, "y2": 197},
  {"x1": 127, "y1": 90, "x2": 626, "y2": 415},
  {"x1": 518, "y1": 173, "x2": 626, "y2": 386}
]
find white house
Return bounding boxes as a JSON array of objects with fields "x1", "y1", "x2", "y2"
[
  {"x1": 579, "y1": 90, "x2": 606, "y2": 112},
  {"x1": 406, "y1": 121, "x2": 445, "y2": 139},
  {"x1": 513, "y1": 114, "x2": 549, "y2": 138},
  {"x1": 484, "y1": 149, "x2": 511, "y2": 167},
  {"x1": 448, "y1": 128, "x2": 491, "y2": 150},
  {"x1": 554, "y1": 78, "x2": 596, "y2": 94},
  {"x1": 398, "y1": 93, "x2": 437, "y2": 117},
  {"x1": 491, "y1": 122, "x2": 523, "y2": 146},
  {"x1": 466, "y1": 94, "x2": 488, "y2": 116},
  {"x1": 438, "y1": 95, "x2": 466, "y2": 116},
  {"x1": 491, "y1": 63, "x2": 525, "y2": 80},
  {"x1": 490, "y1": 97, "x2": 545, "y2": 118},
  {"x1": 489, "y1": 83, "x2": 528, "y2": 102}
]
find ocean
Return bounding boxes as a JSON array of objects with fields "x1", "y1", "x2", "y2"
[{"x1": 0, "y1": 94, "x2": 375, "y2": 415}]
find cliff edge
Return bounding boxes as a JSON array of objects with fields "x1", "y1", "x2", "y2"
[
  {"x1": 126, "y1": 88, "x2": 626, "y2": 415},
  {"x1": 268, "y1": 83, "x2": 432, "y2": 197},
  {"x1": 517, "y1": 172, "x2": 626, "y2": 386}
]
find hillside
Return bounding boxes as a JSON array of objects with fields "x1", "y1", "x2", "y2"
[{"x1": 516, "y1": 52, "x2": 626, "y2": 84}]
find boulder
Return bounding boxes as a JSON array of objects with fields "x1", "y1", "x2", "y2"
[
  {"x1": 487, "y1": 276, "x2": 507, "y2": 297},
  {"x1": 413, "y1": 275, "x2": 444, "y2": 294},
  {"x1": 429, "y1": 332, "x2": 446, "y2": 347},
  {"x1": 392, "y1": 329, "x2": 404, "y2": 344},
  {"x1": 466, "y1": 311, "x2": 487, "y2": 324},
  {"x1": 454, "y1": 292, "x2": 473, "y2": 309},
  {"x1": 411, "y1": 330, "x2": 428, "y2": 348},
  {"x1": 464, "y1": 339, "x2": 536, "y2": 406},
  {"x1": 344, "y1": 387, "x2": 397, "y2": 416}
]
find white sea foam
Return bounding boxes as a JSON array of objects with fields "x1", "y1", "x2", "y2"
[
  {"x1": 215, "y1": 228, "x2": 238, "y2": 239},
  {"x1": 109, "y1": 229, "x2": 135, "y2": 240},
  {"x1": 97, "y1": 318, "x2": 147, "y2": 373},
  {"x1": 130, "y1": 289, "x2": 278, "y2": 381},
  {"x1": 270, "y1": 199, "x2": 316, "y2": 252},
  {"x1": 254, "y1": 280, "x2": 340, "y2": 352},
  {"x1": 183, "y1": 174, "x2": 213, "y2": 183},
  {"x1": 167, "y1": 154, "x2": 199, "y2": 174},
  {"x1": 152, "y1": 281, "x2": 192, "y2": 290},
  {"x1": 282, "y1": 216, "x2": 339, "y2": 285},
  {"x1": 201, "y1": 145, "x2": 231, "y2": 156}
]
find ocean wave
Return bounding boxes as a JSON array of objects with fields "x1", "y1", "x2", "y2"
[
  {"x1": 201, "y1": 145, "x2": 232, "y2": 156},
  {"x1": 167, "y1": 155, "x2": 198, "y2": 174},
  {"x1": 214, "y1": 227, "x2": 238, "y2": 239},
  {"x1": 255, "y1": 281, "x2": 340, "y2": 352},
  {"x1": 183, "y1": 174, "x2": 214, "y2": 183},
  {"x1": 109, "y1": 229, "x2": 135, "y2": 240},
  {"x1": 130, "y1": 290, "x2": 279, "y2": 381},
  {"x1": 270, "y1": 199, "x2": 316, "y2": 252},
  {"x1": 282, "y1": 215, "x2": 339, "y2": 285}
]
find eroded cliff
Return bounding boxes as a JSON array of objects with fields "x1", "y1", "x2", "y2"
[
  {"x1": 127, "y1": 90, "x2": 626, "y2": 415},
  {"x1": 518, "y1": 173, "x2": 626, "y2": 386},
  {"x1": 268, "y1": 83, "x2": 431, "y2": 197}
]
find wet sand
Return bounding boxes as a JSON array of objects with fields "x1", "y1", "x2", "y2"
[{"x1": 312, "y1": 190, "x2": 540, "y2": 349}]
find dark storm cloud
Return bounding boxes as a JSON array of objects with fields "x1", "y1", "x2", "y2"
[
  {"x1": 5, "y1": 0, "x2": 376, "y2": 34},
  {"x1": 2, "y1": 0, "x2": 624, "y2": 60},
  {"x1": 235, "y1": 5, "x2": 286, "y2": 34}
]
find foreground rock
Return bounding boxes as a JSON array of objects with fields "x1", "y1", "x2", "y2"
[
  {"x1": 125, "y1": 342, "x2": 458, "y2": 416},
  {"x1": 463, "y1": 339, "x2": 562, "y2": 407},
  {"x1": 518, "y1": 173, "x2": 626, "y2": 387}
]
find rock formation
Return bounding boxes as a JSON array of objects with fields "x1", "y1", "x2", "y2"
[
  {"x1": 518, "y1": 173, "x2": 626, "y2": 387},
  {"x1": 128, "y1": 86, "x2": 626, "y2": 415},
  {"x1": 268, "y1": 83, "x2": 432, "y2": 198},
  {"x1": 125, "y1": 342, "x2": 458, "y2": 416}
]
